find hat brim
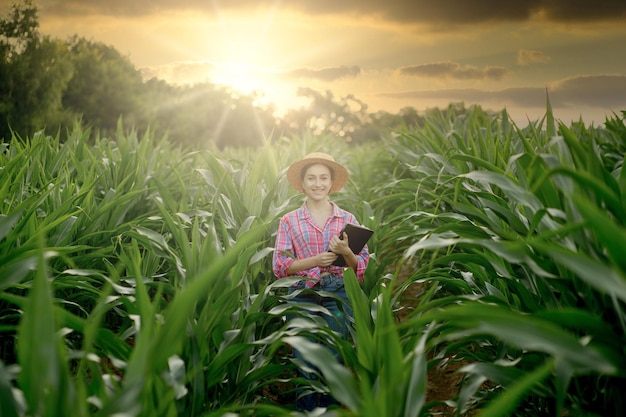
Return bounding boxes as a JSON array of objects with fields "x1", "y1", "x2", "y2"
[{"x1": 287, "y1": 157, "x2": 349, "y2": 194}]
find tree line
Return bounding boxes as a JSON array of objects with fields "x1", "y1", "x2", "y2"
[{"x1": 1, "y1": 0, "x2": 438, "y2": 149}]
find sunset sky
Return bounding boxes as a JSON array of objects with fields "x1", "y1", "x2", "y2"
[{"x1": 5, "y1": 0, "x2": 626, "y2": 126}]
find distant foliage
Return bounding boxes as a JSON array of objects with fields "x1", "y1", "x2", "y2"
[
  {"x1": 1, "y1": 0, "x2": 427, "y2": 149},
  {"x1": 0, "y1": 0, "x2": 73, "y2": 140}
]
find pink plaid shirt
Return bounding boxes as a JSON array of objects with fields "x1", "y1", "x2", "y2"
[{"x1": 272, "y1": 202, "x2": 369, "y2": 287}]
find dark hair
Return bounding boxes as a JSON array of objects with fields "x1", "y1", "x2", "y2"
[{"x1": 300, "y1": 163, "x2": 335, "y2": 181}]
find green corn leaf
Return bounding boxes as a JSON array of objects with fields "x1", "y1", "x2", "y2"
[
  {"x1": 17, "y1": 238, "x2": 72, "y2": 417},
  {"x1": 550, "y1": 166, "x2": 625, "y2": 223},
  {"x1": 477, "y1": 359, "x2": 554, "y2": 417},
  {"x1": 430, "y1": 303, "x2": 619, "y2": 375},
  {"x1": 343, "y1": 267, "x2": 376, "y2": 371},
  {"x1": 403, "y1": 327, "x2": 429, "y2": 417},
  {"x1": 284, "y1": 335, "x2": 360, "y2": 411},
  {"x1": 546, "y1": 89, "x2": 556, "y2": 139},
  {"x1": 0, "y1": 361, "x2": 20, "y2": 417},
  {"x1": 573, "y1": 196, "x2": 626, "y2": 273},
  {"x1": 373, "y1": 284, "x2": 405, "y2": 414}
]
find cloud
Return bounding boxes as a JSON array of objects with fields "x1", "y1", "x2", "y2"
[
  {"x1": 379, "y1": 0, "x2": 626, "y2": 24},
  {"x1": 380, "y1": 87, "x2": 544, "y2": 108},
  {"x1": 142, "y1": 60, "x2": 362, "y2": 87},
  {"x1": 399, "y1": 61, "x2": 509, "y2": 81},
  {"x1": 140, "y1": 60, "x2": 216, "y2": 84},
  {"x1": 284, "y1": 65, "x2": 362, "y2": 82},
  {"x1": 25, "y1": 0, "x2": 626, "y2": 24},
  {"x1": 517, "y1": 49, "x2": 551, "y2": 66},
  {"x1": 549, "y1": 74, "x2": 626, "y2": 108},
  {"x1": 379, "y1": 75, "x2": 626, "y2": 110}
]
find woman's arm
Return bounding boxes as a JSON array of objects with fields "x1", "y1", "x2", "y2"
[
  {"x1": 274, "y1": 215, "x2": 339, "y2": 277},
  {"x1": 286, "y1": 251, "x2": 338, "y2": 275}
]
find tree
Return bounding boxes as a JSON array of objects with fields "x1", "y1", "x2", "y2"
[
  {"x1": 142, "y1": 81, "x2": 276, "y2": 149},
  {"x1": 62, "y1": 36, "x2": 146, "y2": 136},
  {"x1": 0, "y1": 1, "x2": 428, "y2": 147},
  {"x1": 277, "y1": 88, "x2": 372, "y2": 142},
  {"x1": 0, "y1": 0, "x2": 73, "y2": 141},
  {"x1": 276, "y1": 88, "x2": 422, "y2": 143}
]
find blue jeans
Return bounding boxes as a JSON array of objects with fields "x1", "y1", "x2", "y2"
[{"x1": 287, "y1": 274, "x2": 353, "y2": 410}]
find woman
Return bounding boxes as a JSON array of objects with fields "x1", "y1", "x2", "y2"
[{"x1": 272, "y1": 152, "x2": 369, "y2": 410}]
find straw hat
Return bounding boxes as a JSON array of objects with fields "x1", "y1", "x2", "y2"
[{"x1": 287, "y1": 152, "x2": 349, "y2": 194}]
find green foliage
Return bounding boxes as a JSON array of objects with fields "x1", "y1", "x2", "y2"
[
  {"x1": 383, "y1": 107, "x2": 626, "y2": 416},
  {"x1": 0, "y1": 0, "x2": 74, "y2": 140},
  {"x1": 62, "y1": 37, "x2": 145, "y2": 133},
  {"x1": 1, "y1": 96, "x2": 626, "y2": 417},
  {"x1": 0, "y1": 1, "x2": 277, "y2": 147}
]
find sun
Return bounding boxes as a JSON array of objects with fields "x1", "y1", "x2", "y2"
[
  {"x1": 208, "y1": 61, "x2": 305, "y2": 114},
  {"x1": 210, "y1": 62, "x2": 266, "y2": 95}
]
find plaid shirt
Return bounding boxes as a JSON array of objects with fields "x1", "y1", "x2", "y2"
[{"x1": 273, "y1": 202, "x2": 369, "y2": 287}]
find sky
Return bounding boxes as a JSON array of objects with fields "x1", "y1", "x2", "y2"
[{"x1": 4, "y1": 0, "x2": 626, "y2": 126}]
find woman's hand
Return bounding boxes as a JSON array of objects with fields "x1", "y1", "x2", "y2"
[
  {"x1": 328, "y1": 232, "x2": 350, "y2": 256},
  {"x1": 316, "y1": 251, "x2": 338, "y2": 267}
]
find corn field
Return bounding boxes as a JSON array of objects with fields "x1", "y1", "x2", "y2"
[{"x1": 1, "y1": 105, "x2": 626, "y2": 417}]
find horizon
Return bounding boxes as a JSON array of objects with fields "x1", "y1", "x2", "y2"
[{"x1": 4, "y1": 0, "x2": 626, "y2": 127}]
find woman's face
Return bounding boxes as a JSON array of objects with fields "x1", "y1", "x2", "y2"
[{"x1": 301, "y1": 163, "x2": 333, "y2": 201}]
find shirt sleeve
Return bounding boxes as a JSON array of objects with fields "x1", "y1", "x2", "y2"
[
  {"x1": 272, "y1": 216, "x2": 294, "y2": 279},
  {"x1": 346, "y1": 213, "x2": 370, "y2": 281},
  {"x1": 354, "y1": 245, "x2": 369, "y2": 281}
]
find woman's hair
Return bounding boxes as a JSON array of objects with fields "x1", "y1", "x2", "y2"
[{"x1": 300, "y1": 163, "x2": 335, "y2": 181}]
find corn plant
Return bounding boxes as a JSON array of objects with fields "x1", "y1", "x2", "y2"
[
  {"x1": 379, "y1": 106, "x2": 626, "y2": 416},
  {"x1": 0, "y1": 126, "x2": 298, "y2": 416},
  {"x1": 2, "y1": 106, "x2": 626, "y2": 417}
]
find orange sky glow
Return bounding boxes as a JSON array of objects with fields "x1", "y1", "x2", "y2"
[{"x1": 4, "y1": 0, "x2": 626, "y2": 126}]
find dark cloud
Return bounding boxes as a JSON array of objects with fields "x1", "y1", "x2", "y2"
[
  {"x1": 292, "y1": 0, "x2": 626, "y2": 24},
  {"x1": 379, "y1": 75, "x2": 626, "y2": 109},
  {"x1": 285, "y1": 65, "x2": 361, "y2": 82},
  {"x1": 399, "y1": 61, "x2": 509, "y2": 81},
  {"x1": 549, "y1": 75, "x2": 626, "y2": 108},
  {"x1": 16, "y1": 0, "x2": 626, "y2": 24}
]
